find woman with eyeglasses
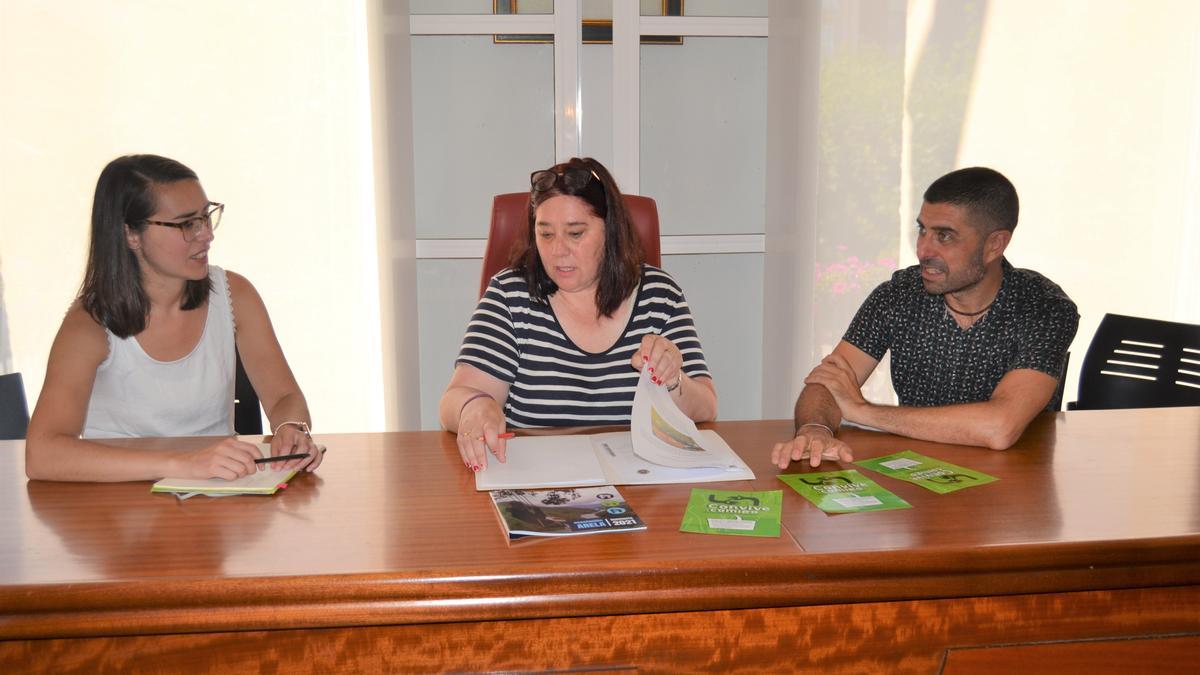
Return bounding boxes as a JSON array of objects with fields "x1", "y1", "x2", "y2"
[
  {"x1": 439, "y1": 157, "x2": 718, "y2": 472},
  {"x1": 25, "y1": 154, "x2": 322, "y2": 481}
]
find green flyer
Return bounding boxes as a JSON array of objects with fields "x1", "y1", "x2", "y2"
[
  {"x1": 679, "y1": 489, "x2": 782, "y2": 537},
  {"x1": 777, "y1": 470, "x2": 912, "y2": 514},
  {"x1": 854, "y1": 450, "x2": 998, "y2": 494}
]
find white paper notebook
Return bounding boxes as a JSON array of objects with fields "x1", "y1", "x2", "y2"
[
  {"x1": 476, "y1": 368, "x2": 754, "y2": 491},
  {"x1": 474, "y1": 429, "x2": 753, "y2": 491}
]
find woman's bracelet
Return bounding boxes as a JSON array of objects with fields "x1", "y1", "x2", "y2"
[
  {"x1": 459, "y1": 391, "x2": 494, "y2": 419},
  {"x1": 666, "y1": 370, "x2": 683, "y2": 394},
  {"x1": 274, "y1": 420, "x2": 311, "y2": 437},
  {"x1": 796, "y1": 422, "x2": 834, "y2": 438}
]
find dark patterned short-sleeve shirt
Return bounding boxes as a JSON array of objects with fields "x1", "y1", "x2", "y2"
[
  {"x1": 843, "y1": 259, "x2": 1078, "y2": 411},
  {"x1": 456, "y1": 264, "x2": 711, "y2": 428}
]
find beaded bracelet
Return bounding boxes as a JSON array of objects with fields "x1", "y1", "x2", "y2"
[{"x1": 274, "y1": 420, "x2": 311, "y2": 437}]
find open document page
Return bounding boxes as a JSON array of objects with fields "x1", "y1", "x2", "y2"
[
  {"x1": 474, "y1": 435, "x2": 607, "y2": 491},
  {"x1": 475, "y1": 369, "x2": 753, "y2": 491},
  {"x1": 630, "y1": 368, "x2": 743, "y2": 469},
  {"x1": 591, "y1": 430, "x2": 751, "y2": 485}
]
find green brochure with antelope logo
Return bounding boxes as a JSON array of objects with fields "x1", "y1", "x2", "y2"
[
  {"x1": 777, "y1": 470, "x2": 912, "y2": 514},
  {"x1": 854, "y1": 450, "x2": 998, "y2": 494},
  {"x1": 679, "y1": 489, "x2": 782, "y2": 537}
]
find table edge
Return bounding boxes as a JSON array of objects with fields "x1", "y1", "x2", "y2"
[{"x1": 3, "y1": 535, "x2": 1198, "y2": 640}]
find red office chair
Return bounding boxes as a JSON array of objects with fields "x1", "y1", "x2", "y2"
[{"x1": 478, "y1": 192, "x2": 662, "y2": 298}]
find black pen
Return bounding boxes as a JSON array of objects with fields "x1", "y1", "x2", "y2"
[{"x1": 255, "y1": 452, "x2": 310, "y2": 465}]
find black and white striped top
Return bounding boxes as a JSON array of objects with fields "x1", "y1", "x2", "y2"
[{"x1": 456, "y1": 265, "x2": 711, "y2": 428}]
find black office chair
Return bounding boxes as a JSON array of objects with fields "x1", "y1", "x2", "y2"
[
  {"x1": 233, "y1": 348, "x2": 263, "y2": 435},
  {"x1": 1068, "y1": 313, "x2": 1200, "y2": 410},
  {"x1": 0, "y1": 372, "x2": 30, "y2": 440}
]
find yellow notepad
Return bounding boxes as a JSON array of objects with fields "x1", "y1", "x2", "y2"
[
  {"x1": 151, "y1": 444, "x2": 299, "y2": 497},
  {"x1": 151, "y1": 467, "x2": 298, "y2": 497}
]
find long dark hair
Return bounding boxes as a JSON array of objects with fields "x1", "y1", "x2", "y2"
[
  {"x1": 510, "y1": 157, "x2": 643, "y2": 317},
  {"x1": 80, "y1": 154, "x2": 210, "y2": 338}
]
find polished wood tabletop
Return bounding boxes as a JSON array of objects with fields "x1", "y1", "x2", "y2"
[{"x1": 1, "y1": 407, "x2": 1198, "y2": 640}]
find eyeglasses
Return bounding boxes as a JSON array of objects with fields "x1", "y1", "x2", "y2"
[
  {"x1": 141, "y1": 202, "x2": 224, "y2": 242},
  {"x1": 530, "y1": 167, "x2": 602, "y2": 193}
]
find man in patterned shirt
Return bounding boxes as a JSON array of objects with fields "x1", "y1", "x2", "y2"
[{"x1": 773, "y1": 167, "x2": 1078, "y2": 468}]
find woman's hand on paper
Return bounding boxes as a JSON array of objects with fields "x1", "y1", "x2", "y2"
[
  {"x1": 270, "y1": 423, "x2": 324, "y2": 473},
  {"x1": 182, "y1": 438, "x2": 263, "y2": 480},
  {"x1": 458, "y1": 395, "x2": 508, "y2": 472},
  {"x1": 633, "y1": 334, "x2": 682, "y2": 387}
]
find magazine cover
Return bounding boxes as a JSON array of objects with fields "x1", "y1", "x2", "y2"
[{"x1": 489, "y1": 485, "x2": 646, "y2": 542}]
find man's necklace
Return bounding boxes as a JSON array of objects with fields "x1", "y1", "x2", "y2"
[{"x1": 944, "y1": 296, "x2": 995, "y2": 317}]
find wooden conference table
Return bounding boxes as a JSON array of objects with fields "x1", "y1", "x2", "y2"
[{"x1": 1, "y1": 408, "x2": 1198, "y2": 673}]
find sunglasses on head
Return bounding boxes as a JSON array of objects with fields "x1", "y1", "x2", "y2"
[{"x1": 530, "y1": 167, "x2": 602, "y2": 193}]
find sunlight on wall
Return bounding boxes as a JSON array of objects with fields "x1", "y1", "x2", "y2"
[
  {"x1": 899, "y1": 0, "x2": 1200, "y2": 404},
  {"x1": 957, "y1": 0, "x2": 1200, "y2": 401},
  {"x1": 0, "y1": 1, "x2": 385, "y2": 432}
]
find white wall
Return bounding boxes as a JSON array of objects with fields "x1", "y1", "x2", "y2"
[{"x1": 0, "y1": 1, "x2": 389, "y2": 432}]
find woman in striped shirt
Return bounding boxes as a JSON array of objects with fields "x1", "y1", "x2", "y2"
[{"x1": 439, "y1": 157, "x2": 717, "y2": 473}]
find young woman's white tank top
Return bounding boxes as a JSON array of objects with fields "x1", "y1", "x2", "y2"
[{"x1": 82, "y1": 267, "x2": 236, "y2": 439}]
